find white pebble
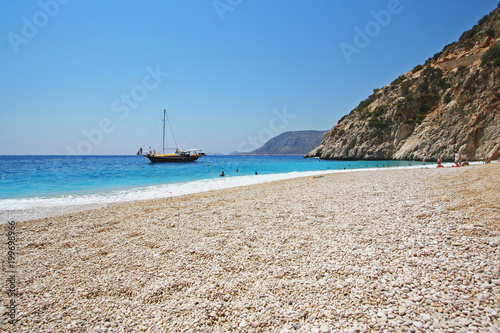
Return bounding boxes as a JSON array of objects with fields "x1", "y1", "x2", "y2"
[
  {"x1": 421, "y1": 314, "x2": 432, "y2": 322},
  {"x1": 413, "y1": 321, "x2": 424, "y2": 329}
]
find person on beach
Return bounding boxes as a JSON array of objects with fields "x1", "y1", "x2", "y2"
[
  {"x1": 437, "y1": 157, "x2": 444, "y2": 168},
  {"x1": 220, "y1": 171, "x2": 225, "y2": 177},
  {"x1": 454, "y1": 152, "x2": 460, "y2": 167}
]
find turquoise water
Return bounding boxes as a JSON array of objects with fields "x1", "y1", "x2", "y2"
[
  {"x1": 0, "y1": 155, "x2": 423, "y2": 199},
  {"x1": 0, "y1": 155, "x2": 429, "y2": 221}
]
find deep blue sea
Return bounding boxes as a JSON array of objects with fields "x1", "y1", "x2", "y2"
[{"x1": 0, "y1": 155, "x2": 428, "y2": 221}]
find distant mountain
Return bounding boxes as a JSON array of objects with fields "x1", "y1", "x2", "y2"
[
  {"x1": 306, "y1": 4, "x2": 500, "y2": 161},
  {"x1": 242, "y1": 130, "x2": 326, "y2": 155}
]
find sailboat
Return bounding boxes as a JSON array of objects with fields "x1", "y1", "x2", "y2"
[{"x1": 140, "y1": 110, "x2": 203, "y2": 163}]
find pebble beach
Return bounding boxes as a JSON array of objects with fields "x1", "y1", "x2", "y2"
[{"x1": 2, "y1": 163, "x2": 499, "y2": 332}]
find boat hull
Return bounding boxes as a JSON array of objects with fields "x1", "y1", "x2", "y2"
[{"x1": 145, "y1": 154, "x2": 200, "y2": 163}]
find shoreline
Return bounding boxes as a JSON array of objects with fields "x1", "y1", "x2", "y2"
[
  {"x1": 2, "y1": 163, "x2": 499, "y2": 332},
  {"x1": 0, "y1": 161, "x2": 479, "y2": 223}
]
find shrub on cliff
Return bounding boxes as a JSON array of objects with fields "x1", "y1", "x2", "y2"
[
  {"x1": 357, "y1": 92, "x2": 378, "y2": 110},
  {"x1": 478, "y1": 14, "x2": 490, "y2": 26},
  {"x1": 412, "y1": 64, "x2": 424, "y2": 73},
  {"x1": 359, "y1": 108, "x2": 370, "y2": 120},
  {"x1": 368, "y1": 118, "x2": 391, "y2": 129},
  {"x1": 482, "y1": 44, "x2": 500, "y2": 67},
  {"x1": 459, "y1": 25, "x2": 478, "y2": 42},
  {"x1": 437, "y1": 78, "x2": 448, "y2": 88},
  {"x1": 372, "y1": 105, "x2": 387, "y2": 118},
  {"x1": 391, "y1": 75, "x2": 406, "y2": 86},
  {"x1": 337, "y1": 114, "x2": 349, "y2": 124},
  {"x1": 400, "y1": 81, "x2": 412, "y2": 97}
]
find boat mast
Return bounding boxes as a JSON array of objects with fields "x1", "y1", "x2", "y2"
[{"x1": 162, "y1": 109, "x2": 166, "y2": 154}]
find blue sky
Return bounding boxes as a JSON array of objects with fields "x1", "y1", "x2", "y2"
[{"x1": 1, "y1": 0, "x2": 498, "y2": 155}]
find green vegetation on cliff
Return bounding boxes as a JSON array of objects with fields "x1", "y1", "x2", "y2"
[{"x1": 305, "y1": 4, "x2": 500, "y2": 161}]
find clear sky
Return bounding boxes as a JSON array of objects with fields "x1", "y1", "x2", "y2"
[{"x1": 1, "y1": 0, "x2": 498, "y2": 155}]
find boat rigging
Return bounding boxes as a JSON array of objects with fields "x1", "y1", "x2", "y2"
[{"x1": 138, "y1": 110, "x2": 204, "y2": 163}]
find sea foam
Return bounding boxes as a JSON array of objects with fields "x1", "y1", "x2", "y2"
[
  {"x1": 0, "y1": 162, "x2": 470, "y2": 222},
  {"x1": 0, "y1": 170, "x2": 328, "y2": 221}
]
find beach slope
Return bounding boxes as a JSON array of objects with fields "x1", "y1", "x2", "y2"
[{"x1": 2, "y1": 164, "x2": 500, "y2": 332}]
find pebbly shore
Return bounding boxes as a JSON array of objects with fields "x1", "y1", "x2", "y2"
[{"x1": 1, "y1": 163, "x2": 499, "y2": 332}]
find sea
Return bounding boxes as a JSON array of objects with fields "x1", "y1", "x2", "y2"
[{"x1": 0, "y1": 155, "x2": 433, "y2": 222}]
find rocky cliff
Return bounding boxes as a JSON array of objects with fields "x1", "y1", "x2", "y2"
[
  {"x1": 306, "y1": 4, "x2": 500, "y2": 161},
  {"x1": 243, "y1": 130, "x2": 325, "y2": 155}
]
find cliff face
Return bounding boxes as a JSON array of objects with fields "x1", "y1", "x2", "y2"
[
  {"x1": 243, "y1": 130, "x2": 325, "y2": 155},
  {"x1": 306, "y1": 5, "x2": 500, "y2": 161}
]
